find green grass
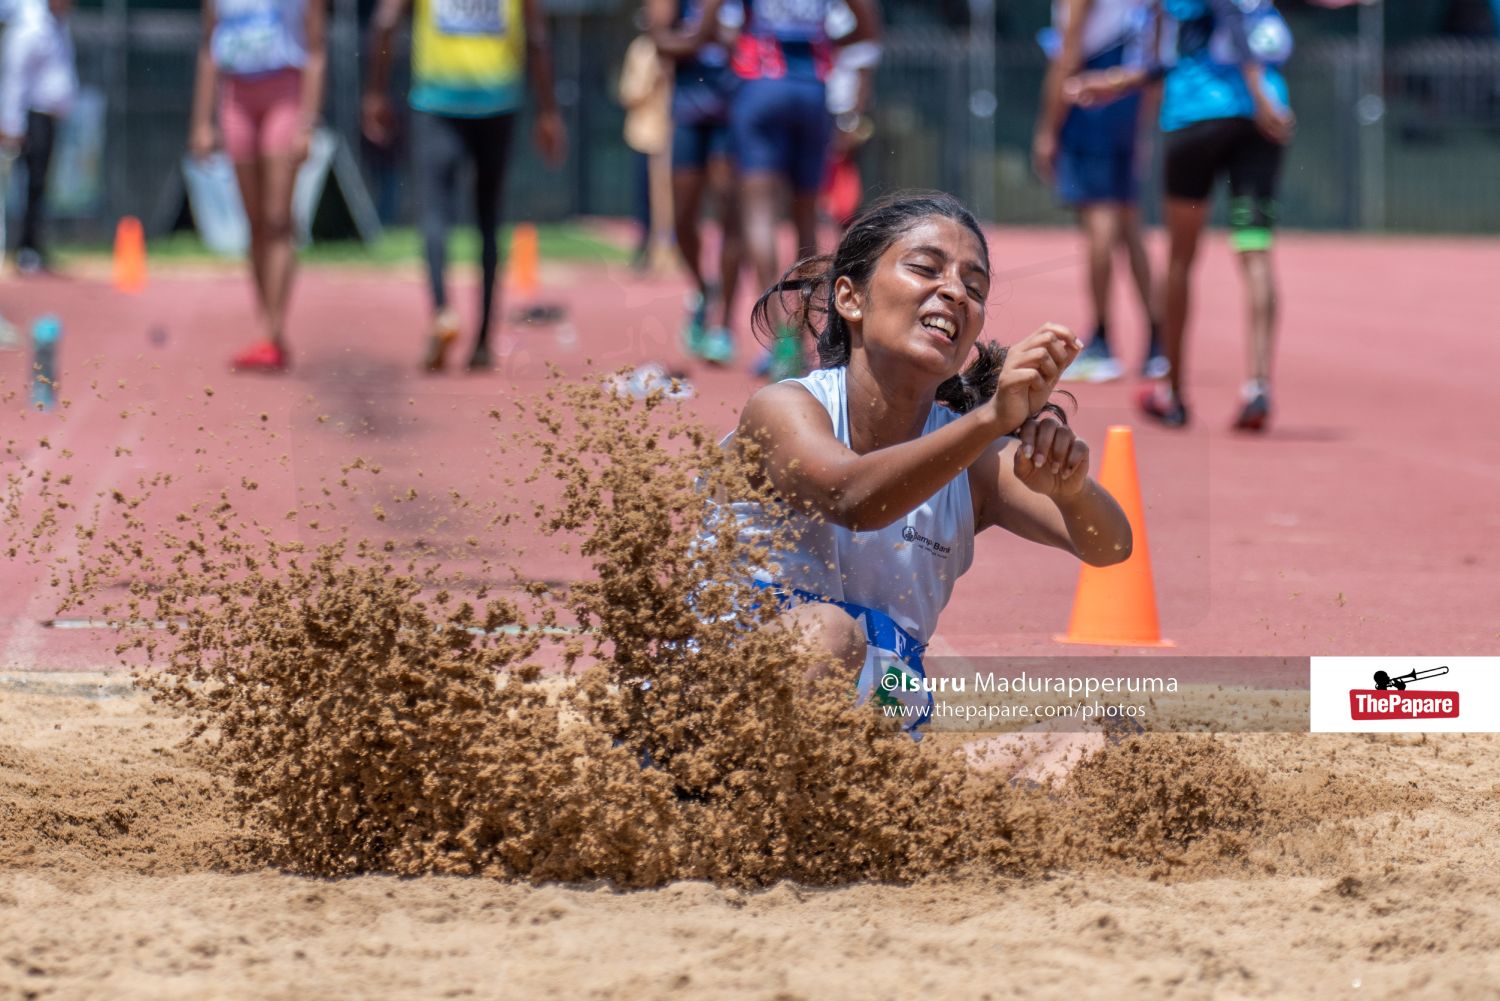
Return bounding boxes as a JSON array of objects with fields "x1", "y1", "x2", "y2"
[{"x1": 56, "y1": 223, "x2": 632, "y2": 268}]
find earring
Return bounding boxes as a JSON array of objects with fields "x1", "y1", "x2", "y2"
[{"x1": 850, "y1": 309, "x2": 861, "y2": 319}]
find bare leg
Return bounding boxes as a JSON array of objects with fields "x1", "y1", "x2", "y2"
[
  {"x1": 671, "y1": 166, "x2": 709, "y2": 298},
  {"x1": 1077, "y1": 203, "x2": 1120, "y2": 337},
  {"x1": 256, "y1": 153, "x2": 300, "y2": 347},
  {"x1": 788, "y1": 189, "x2": 820, "y2": 266},
  {"x1": 1118, "y1": 203, "x2": 1158, "y2": 330},
  {"x1": 233, "y1": 161, "x2": 270, "y2": 327},
  {"x1": 1237, "y1": 249, "x2": 1277, "y2": 387},
  {"x1": 708, "y1": 154, "x2": 744, "y2": 330},
  {"x1": 774, "y1": 601, "x2": 865, "y2": 681},
  {"x1": 962, "y1": 725, "x2": 1106, "y2": 787},
  {"x1": 741, "y1": 171, "x2": 783, "y2": 296},
  {"x1": 1163, "y1": 197, "x2": 1208, "y2": 400}
]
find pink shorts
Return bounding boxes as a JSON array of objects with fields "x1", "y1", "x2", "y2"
[{"x1": 219, "y1": 68, "x2": 304, "y2": 163}]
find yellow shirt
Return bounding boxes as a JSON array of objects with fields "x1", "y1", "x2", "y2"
[{"x1": 410, "y1": 0, "x2": 525, "y2": 117}]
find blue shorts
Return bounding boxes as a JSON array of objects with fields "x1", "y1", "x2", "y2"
[
  {"x1": 1055, "y1": 143, "x2": 1140, "y2": 206},
  {"x1": 730, "y1": 77, "x2": 831, "y2": 194},
  {"x1": 673, "y1": 119, "x2": 733, "y2": 171},
  {"x1": 1054, "y1": 42, "x2": 1143, "y2": 207}
]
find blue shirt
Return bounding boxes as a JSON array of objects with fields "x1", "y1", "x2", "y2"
[{"x1": 1159, "y1": 0, "x2": 1290, "y2": 133}]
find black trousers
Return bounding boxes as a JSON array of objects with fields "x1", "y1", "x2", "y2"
[
  {"x1": 20, "y1": 110, "x2": 58, "y2": 257},
  {"x1": 413, "y1": 111, "x2": 517, "y2": 347}
]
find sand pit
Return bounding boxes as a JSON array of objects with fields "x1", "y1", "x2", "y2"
[
  {"x1": 5, "y1": 356, "x2": 1500, "y2": 998},
  {"x1": 4, "y1": 677, "x2": 1499, "y2": 1000}
]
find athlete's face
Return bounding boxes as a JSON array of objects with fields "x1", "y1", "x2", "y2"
[{"x1": 836, "y1": 215, "x2": 990, "y2": 381}]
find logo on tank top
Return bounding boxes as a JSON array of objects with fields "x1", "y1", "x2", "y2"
[{"x1": 901, "y1": 525, "x2": 952, "y2": 558}]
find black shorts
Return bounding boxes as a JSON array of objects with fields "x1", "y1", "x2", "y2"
[
  {"x1": 1164, "y1": 117, "x2": 1284, "y2": 203},
  {"x1": 1164, "y1": 117, "x2": 1285, "y2": 248}
]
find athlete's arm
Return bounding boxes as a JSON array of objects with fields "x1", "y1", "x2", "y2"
[
  {"x1": 842, "y1": 0, "x2": 883, "y2": 47},
  {"x1": 362, "y1": 0, "x2": 411, "y2": 145},
  {"x1": 1033, "y1": 0, "x2": 1090, "y2": 183},
  {"x1": 1205, "y1": 0, "x2": 1293, "y2": 144},
  {"x1": 693, "y1": 0, "x2": 725, "y2": 46},
  {"x1": 188, "y1": 0, "x2": 219, "y2": 159},
  {"x1": 737, "y1": 327, "x2": 1077, "y2": 532},
  {"x1": 522, "y1": 0, "x2": 567, "y2": 165},
  {"x1": 971, "y1": 419, "x2": 1132, "y2": 567},
  {"x1": 646, "y1": 0, "x2": 697, "y2": 60},
  {"x1": 298, "y1": 0, "x2": 328, "y2": 158},
  {"x1": 738, "y1": 382, "x2": 1010, "y2": 532}
]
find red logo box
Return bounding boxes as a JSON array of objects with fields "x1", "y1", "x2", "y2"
[{"x1": 1349, "y1": 689, "x2": 1460, "y2": 721}]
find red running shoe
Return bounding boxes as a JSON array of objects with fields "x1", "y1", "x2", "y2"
[
  {"x1": 1137, "y1": 384, "x2": 1188, "y2": 428},
  {"x1": 231, "y1": 340, "x2": 289, "y2": 373}
]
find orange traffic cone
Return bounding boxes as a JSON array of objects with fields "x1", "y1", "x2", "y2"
[
  {"x1": 508, "y1": 223, "x2": 539, "y2": 298},
  {"x1": 1056, "y1": 425, "x2": 1173, "y2": 647},
  {"x1": 113, "y1": 216, "x2": 147, "y2": 294}
]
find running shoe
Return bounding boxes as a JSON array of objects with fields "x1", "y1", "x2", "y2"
[
  {"x1": 467, "y1": 341, "x2": 493, "y2": 372},
  {"x1": 700, "y1": 326, "x2": 735, "y2": 366},
  {"x1": 1137, "y1": 384, "x2": 1188, "y2": 428},
  {"x1": 424, "y1": 309, "x2": 460, "y2": 372},
  {"x1": 1061, "y1": 335, "x2": 1123, "y2": 383},
  {"x1": 766, "y1": 328, "x2": 805, "y2": 383},
  {"x1": 681, "y1": 291, "x2": 709, "y2": 359},
  {"x1": 1233, "y1": 388, "x2": 1271, "y2": 432},
  {"x1": 231, "y1": 340, "x2": 288, "y2": 373},
  {"x1": 1141, "y1": 325, "x2": 1170, "y2": 379}
]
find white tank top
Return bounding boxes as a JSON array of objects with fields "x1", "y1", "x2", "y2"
[
  {"x1": 212, "y1": 0, "x2": 308, "y2": 77},
  {"x1": 1053, "y1": 0, "x2": 1146, "y2": 61},
  {"x1": 720, "y1": 367, "x2": 976, "y2": 645}
]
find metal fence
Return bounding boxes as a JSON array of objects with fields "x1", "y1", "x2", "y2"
[{"x1": 42, "y1": 14, "x2": 1500, "y2": 240}]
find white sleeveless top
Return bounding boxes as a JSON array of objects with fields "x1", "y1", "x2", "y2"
[
  {"x1": 721, "y1": 367, "x2": 976, "y2": 646},
  {"x1": 1053, "y1": 0, "x2": 1147, "y2": 61},
  {"x1": 212, "y1": 0, "x2": 308, "y2": 77}
]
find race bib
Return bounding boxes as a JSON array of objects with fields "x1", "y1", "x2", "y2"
[{"x1": 434, "y1": 0, "x2": 506, "y2": 37}]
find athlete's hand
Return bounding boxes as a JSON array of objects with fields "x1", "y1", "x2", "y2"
[
  {"x1": 361, "y1": 92, "x2": 394, "y2": 146},
  {"x1": 533, "y1": 109, "x2": 567, "y2": 167},
  {"x1": 1063, "y1": 71, "x2": 1118, "y2": 108},
  {"x1": 1013, "y1": 416, "x2": 1089, "y2": 500},
  {"x1": 989, "y1": 323, "x2": 1081, "y2": 435},
  {"x1": 188, "y1": 121, "x2": 216, "y2": 160},
  {"x1": 1031, "y1": 130, "x2": 1057, "y2": 184},
  {"x1": 1254, "y1": 101, "x2": 1295, "y2": 146}
]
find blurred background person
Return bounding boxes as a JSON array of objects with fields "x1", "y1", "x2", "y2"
[
  {"x1": 649, "y1": 0, "x2": 743, "y2": 367},
  {"x1": 821, "y1": 0, "x2": 879, "y2": 232},
  {"x1": 1033, "y1": 0, "x2": 1163, "y2": 384},
  {"x1": 189, "y1": 0, "x2": 326, "y2": 372},
  {"x1": 700, "y1": 0, "x2": 880, "y2": 382},
  {"x1": 618, "y1": 14, "x2": 672, "y2": 273},
  {"x1": 1069, "y1": 0, "x2": 1295, "y2": 430},
  {"x1": 364, "y1": 0, "x2": 567, "y2": 373},
  {"x1": 1, "y1": 0, "x2": 77, "y2": 276}
]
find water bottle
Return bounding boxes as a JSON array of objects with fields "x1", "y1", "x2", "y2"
[{"x1": 31, "y1": 314, "x2": 61, "y2": 411}]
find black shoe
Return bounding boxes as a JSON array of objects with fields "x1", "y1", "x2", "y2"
[
  {"x1": 466, "y1": 342, "x2": 493, "y2": 372},
  {"x1": 1233, "y1": 390, "x2": 1270, "y2": 432},
  {"x1": 1137, "y1": 385, "x2": 1189, "y2": 428}
]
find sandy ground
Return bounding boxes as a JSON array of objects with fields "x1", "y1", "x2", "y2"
[{"x1": 4, "y1": 676, "x2": 1499, "y2": 1001}]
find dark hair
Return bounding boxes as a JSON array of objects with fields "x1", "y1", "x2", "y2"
[{"x1": 750, "y1": 191, "x2": 1068, "y2": 421}]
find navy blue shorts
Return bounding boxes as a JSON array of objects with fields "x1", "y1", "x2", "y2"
[
  {"x1": 730, "y1": 77, "x2": 831, "y2": 194},
  {"x1": 1055, "y1": 143, "x2": 1140, "y2": 206},
  {"x1": 1054, "y1": 43, "x2": 1143, "y2": 207},
  {"x1": 673, "y1": 119, "x2": 733, "y2": 171}
]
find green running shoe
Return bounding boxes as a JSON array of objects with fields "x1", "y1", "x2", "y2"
[
  {"x1": 701, "y1": 326, "x2": 735, "y2": 365},
  {"x1": 767, "y1": 327, "x2": 805, "y2": 382}
]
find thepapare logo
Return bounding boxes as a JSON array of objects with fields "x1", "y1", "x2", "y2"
[
  {"x1": 1350, "y1": 665, "x2": 1458, "y2": 721},
  {"x1": 900, "y1": 525, "x2": 952, "y2": 558}
]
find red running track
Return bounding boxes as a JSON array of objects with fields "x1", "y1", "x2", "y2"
[{"x1": 2, "y1": 225, "x2": 1497, "y2": 672}]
